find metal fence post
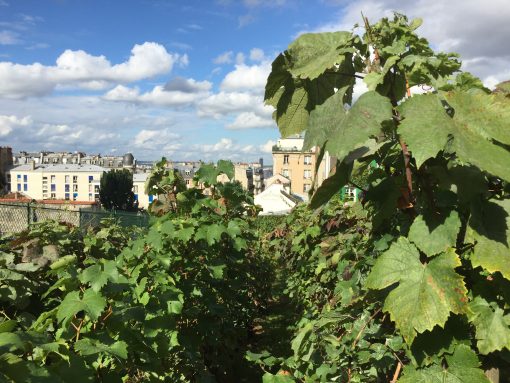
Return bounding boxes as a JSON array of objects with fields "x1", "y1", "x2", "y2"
[{"x1": 27, "y1": 202, "x2": 31, "y2": 229}]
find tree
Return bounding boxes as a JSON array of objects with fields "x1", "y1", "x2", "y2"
[{"x1": 99, "y1": 169, "x2": 135, "y2": 211}]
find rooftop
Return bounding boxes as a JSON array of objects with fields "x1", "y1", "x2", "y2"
[{"x1": 11, "y1": 164, "x2": 108, "y2": 173}]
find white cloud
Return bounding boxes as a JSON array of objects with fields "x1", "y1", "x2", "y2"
[
  {"x1": 132, "y1": 128, "x2": 181, "y2": 150},
  {"x1": 104, "y1": 77, "x2": 212, "y2": 107},
  {"x1": 304, "y1": 0, "x2": 510, "y2": 87},
  {"x1": 0, "y1": 114, "x2": 31, "y2": 137},
  {"x1": 0, "y1": 30, "x2": 21, "y2": 45},
  {"x1": 226, "y1": 112, "x2": 275, "y2": 130},
  {"x1": 213, "y1": 51, "x2": 233, "y2": 64},
  {"x1": 249, "y1": 48, "x2": 266, "y2": 62},
  {"x1": 260, "y1": 139, "x2": 276, "y2": 153},
  {"x1": 197, "y1": 91, "x2": 272, "y2": 118},
  {"x1": 235, "y1": 52, "x2": 245, "y2": 65},
  {"x1": 220, "y1": 61, "x2": 271, "y2": 92},
  {"x1": 0, "y1": 42, "x2": 185, "y2": 98}
]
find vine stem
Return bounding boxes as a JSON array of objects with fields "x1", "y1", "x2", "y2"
[
  {"x1": 351, "y1": 307, "x2": 381, "y2": 350},
  {"x1": 390, "y1": 361, "x2": 402, "y2": 383}
]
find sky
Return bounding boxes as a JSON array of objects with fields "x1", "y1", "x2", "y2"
[{"x1": 0, "y1": 0, "x2": 509, "y2": 163}]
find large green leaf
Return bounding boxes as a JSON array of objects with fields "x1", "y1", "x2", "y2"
[
  {"x1": 56, "y1": 290, "x2": 106, "y2": 324},
  {"x1": 408, "y1": 210, "x2": 461, "y2": 256},
  {"x1": 287, "y1": 31, "x2": 354, "y2": 80},
  {"x1": 79, "y1": 260, "x2": 120, "y2": 292},
  {"x1": 468, "y1": 296, "x2": 510, "y2": 354},
  {"x1": 312, "y1": 91, "x2": 393, "y2": 162},
  {"x1": 398, "y1": 92, "x2": 510, "y2": 179},
  {"x1": 274, "y1": 85, "x2": 309, "y2": 137},
  {"x1": 399, "y1": 345, "x2": 490, "y2": 383},
  {"x1": 366, "y1": 238, "x2": 468, "y2": 342},
  {"x1": 265, "y1": 53, "x2": 292, "y2": 103},
  {"x1": 467, "y1": 198, "x2": 510, "y2": 280}
]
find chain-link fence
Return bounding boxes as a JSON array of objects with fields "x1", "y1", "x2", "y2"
[{"x1": 0, "y1": 202, "x2": 150, "y2": 235}]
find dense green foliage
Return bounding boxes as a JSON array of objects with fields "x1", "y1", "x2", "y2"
[
  {"x1": 99, "y1": 169, "x2": 136, "y2": 211},
  {"x1": 2, "y1": 13, "x2": 510, "y2": 383},
  {"x1": 260, "y1": 12, "x2": 510, "y2": 382}
]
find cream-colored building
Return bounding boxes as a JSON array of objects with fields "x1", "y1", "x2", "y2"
[
  {"x1": 272, "y1": 136, "x2": 331, "y2": 200},
  {"x1": 9, "y1": 163, "x2": 105, "y2": 202},
  {"x1": 133, "y1": 172, "x2": 153, "y2": 210}
]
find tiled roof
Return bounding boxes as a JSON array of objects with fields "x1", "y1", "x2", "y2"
[{"x1": 10, "y1": 164, "x2": 108, "y2": 173}]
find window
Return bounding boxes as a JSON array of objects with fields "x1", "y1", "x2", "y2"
[
  {"x1": 51, "y1": 184, "x2": 56, "y2": 192},
  {"x1": 23, "y1": 184, "x2": 27, "y2": 191},
  {"x1": 304, "y1": 184, "x2": 311, "y2": 193},
  {"x1": 88, "y1": 175, "x2": 93, "y2": 183},
  {"x1": 185, "y1": 170, "x2": 191, "y2": 176},
  {"x1": 65, "y1": 193, "x2": 70, "y2": 200},
  {"x1": 73, "y1": 193, "x2": 78, "y2": 201},
  {"x1": 133, "y1": 185, "x2": 138, "y2": 193},
  {"x1": 134, "y1": 194, "x2": 138, "y2": 201},
  {"x1": 17, "y1": 184, "x2": 21, "y2": 192},
  {"x1": 149, "y1": 195, "x2": 154, "y2": 203},
  {"x1": 304, "y1": 170, "x2": 312, "y2": 179},
  {"x1": 304, "y1": 155, "x2": 312, "y2": 165},
  {"x1": 282, "y1": 169, "x2": 289, "y2": 177},
  {"x1": 23, "y1": 175, "x2": 27, "y2": 182},
  {"x1": 94, "y1": 185, "x2": 100, "y2": 193},
  {"x1": 89, "y1": 184, "x2": 93, "y2": 192},
  {"x1": 51, "y1": 193, "x2": 56, "y2": 199},
  {"x1": 6, "y1": 174, "x2": 10, "y2": 182},
  {"x1": 17, "y1": 174, "x2": 21, "y2": 180},
  {"x1": 65, "y1": 185, "x2": 70, "y2": 192},
  {"x1": 65, "y1": 175, "x2": 70, "y2": 183},
  {"x1": 73, "y1": 184, "x2": 78, "y2": 192},
  {"x1": 283, "y1": 154, "x2": 289, "y2": 164},
  {"x1": 89, "y1": 193, "x2": 93, "y2": 201},
  {"x1": 51, "y1": 175, "x2": 55, "y2": 183},
  {"x1": 73, "y1": 176, "x2": 78, "y2": 183},
  {"x1": 185, "y1": 179, "x2": 190, "y2": 185}
]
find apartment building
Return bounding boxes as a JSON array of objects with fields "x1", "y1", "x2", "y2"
[
  {"x1": 13, "y1": 151, "x2": 136, "y2": 171},
  {"x1": 9, "y1": 163, "x2": 105, "y2": 202},
  {"x1": 272, "y1": 136, "x2": 331, "y2": 200},
  {"x1": 133, "y1": 172, "x2": 154, "y2": 209}
]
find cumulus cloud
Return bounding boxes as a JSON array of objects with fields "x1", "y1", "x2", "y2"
[
  {"x1": 220, "y1": 61, "x2": 271, "y2": 92},
  {"x1": 260, "y1": 139, "x2": 276, "y2": 153},
  {"x1": 132, "y1": 129, "x2": 181, "y2": 151},
  {"x1": 197, "y1": 91, "x2": 273, "y2": 119},
  {"x1": 104, "y1": 77, "x2": 212, "y2": 107},
  {"x1": 0, "y1": 114, "x2": 31, "y2": 137},
  {"x1": 304, "y1": 0, "x2": 510, "y2": 87},
  {"x1": 0, "y1": 42, "x2": 185, "y2": 98},
  {"x1": 226, "y1": 112, "x2": 275, "y2": 130},
  {"x1": 249, "y1": 48, "x2": 266, "y2": 62}
]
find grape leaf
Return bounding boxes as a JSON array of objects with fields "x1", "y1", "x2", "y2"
[
  {"x1": 322, "y1": 91, "x2": 393, "y2": 163},
  {"x1": 75, "y1": 339, "x2": 128, "y2": 359},
  {"x1": 408, "y1": 210, "x2": 461, "y2": 256},
  {"x1": 56, "y1": 290, "x2": 106, "y2": 324},
  {"x1": 399, "y1": 345, "x2": 490, "y2": 383},
  {"x1": 366, "y1": 238, "x2": 468, "y2": 342},
  {"x1": 274, "y1": 86, "x2": 309, "y2": 138},
  {"x1": 466, "y1": 198, "x2": 510, "y2": 280},
  {"x1": 287, "y1": 31, "x2": 354, "y2": 80},
  {"x1": 398, "y1": 92, "x2": 510, "y2": 180},
  {"x1": 79, "y1": 260, "x2": 120, "y2": 292},
  {"x1": 468, "y1": 296, "x2": 510, "y2": 354}
]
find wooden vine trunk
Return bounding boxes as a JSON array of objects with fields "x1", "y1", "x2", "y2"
[{"x1": 485, "y1": 368, "x2": 499, "y2": 383}]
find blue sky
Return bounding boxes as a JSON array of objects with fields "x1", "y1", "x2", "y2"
[{"x1": 1, "y1": 0, "x2": 509, "y2": 162}]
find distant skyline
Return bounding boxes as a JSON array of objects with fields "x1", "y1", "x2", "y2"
[{"x1": 0, "y1": 0, "x2": 509, "y2": 161}]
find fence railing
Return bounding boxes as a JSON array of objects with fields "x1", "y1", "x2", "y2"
[{"x1": 0, "y1": 202, "x2": 150, "y2": 235}]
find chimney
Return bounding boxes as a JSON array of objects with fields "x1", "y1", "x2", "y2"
[{"x1": 30, "y1": 160, "x2": 35, "y2": 170}]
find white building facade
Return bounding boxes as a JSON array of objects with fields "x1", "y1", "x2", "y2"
[{"x1": 9, "y1": 164, "x2": 105, "y2": 202}]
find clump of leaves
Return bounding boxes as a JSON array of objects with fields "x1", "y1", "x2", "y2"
[{"x1": 261, "y1": 12, "x2": 510, "y2": 382}]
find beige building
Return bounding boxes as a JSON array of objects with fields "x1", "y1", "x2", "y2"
[
  {"x1": 9, "y1": 163, "x2": 105, "y2": 202},
  {"x1": 272, "y1": 136, "x2": 331, "y2": 200},
  {"x1": 133, "y1": 172, "x2": 153, "y2": 209}
]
